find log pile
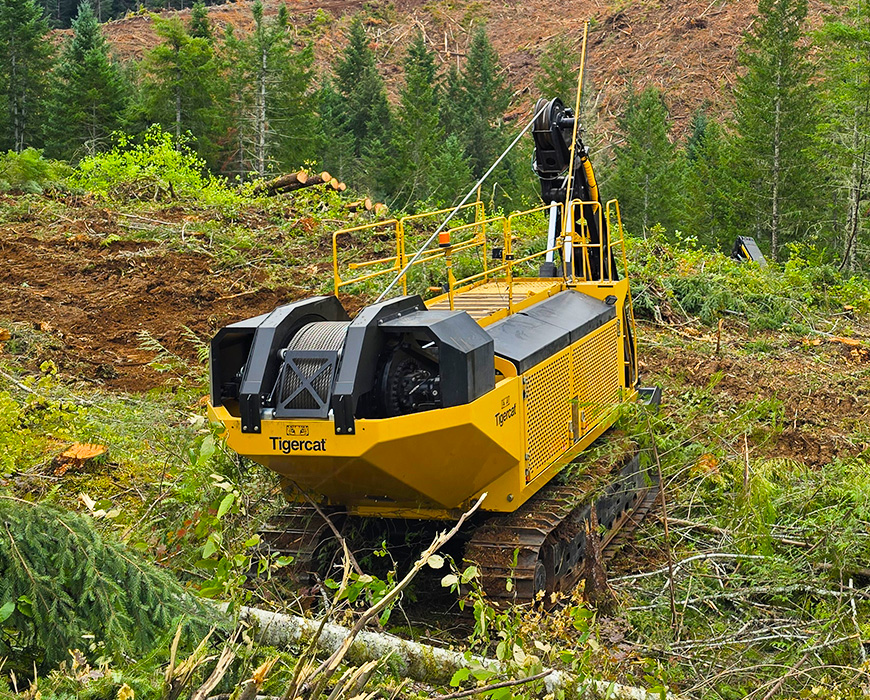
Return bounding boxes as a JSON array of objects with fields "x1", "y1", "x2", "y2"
[
  {"x1": 252, "y1": 170, "x2": 347, "y2": 197},
  {"x1": 251, "y1": 169, "x2": 390, "y2": 216}
]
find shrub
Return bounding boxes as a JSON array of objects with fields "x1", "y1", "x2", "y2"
[
  {"x1": 70, "y1": 126, "x2": 239, "y2": 205},
  {"x1": 0, "y1": 148, "x2": 71, "y2": 193}
]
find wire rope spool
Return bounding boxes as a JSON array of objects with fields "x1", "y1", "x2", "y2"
[{"x1": 275, "y1": 321, "x2": 350, "y2": 414}]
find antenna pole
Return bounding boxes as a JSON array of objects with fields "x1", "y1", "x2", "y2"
[{"x1": 561, "y1": 20, "x2": 590, "y2": 239}]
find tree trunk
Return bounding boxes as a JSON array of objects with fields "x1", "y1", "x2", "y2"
[
  {"x1": 237, "y1": 606, "x2": 683, "y2": 700},
  {"x1": 256, "y1": 47, "x2": 267, "y2": 177},
  {"x1": 771, "y1": 59, "x2": 783, "y2": 262},
  {"x1": 841, "y1": 98, "x2": 869, "y2": 272}
]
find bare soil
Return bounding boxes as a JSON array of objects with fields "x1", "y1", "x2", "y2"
[{"x1": 0, "y1": 203, "x2": 297, "y2": 391}]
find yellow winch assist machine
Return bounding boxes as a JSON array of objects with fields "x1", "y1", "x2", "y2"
[{"x1": 208, "y1": 36, "x2": 660, "y2": 601}]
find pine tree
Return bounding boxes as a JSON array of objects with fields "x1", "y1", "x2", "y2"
[
  {"x1": 428, "y1": 133, "x2": 473, "y2": 206},
  {"x1": 0, "y1": 500, "x2": 208, "y2": 670},
  {"x1": 187, "y1": 0, "x2": 211, "y2": 40},
  {"x1": 0, "y1": 0, "x2": 52, "y2": 152},
  {"x1": 732, "y1": 0, "x2": 819, "y2": 261},
  {"x1": 609, "y1": 85, "x2": 683, "y2": 234},
  {"x1": 44, "y1": 1, "x2": 129, "y2": 159},
  {"x1": 316, "y1": 79, "x2": 355, "y2": 182},
  {"x1": 817, "y1": 0, "x2": 870, "y2": 271},
  {"x1": 456, "y1": 27, "x2": 510, "y2": 180},
  {"x1": 439, "y1": 63, "x2": 464, "y2": 139},
  {"x1": 333, "y1": 16, "x2": 392, "y2": 157},
  {"x1": 394, "y1": 31, "x2": 445, "y2": 205},
  {"x1": 222, "y1": 2, "x2": 315, "y2": 177},
  {"x1": 683, "y1": 110, "x2": 744, "y2": 250},
  {"x1": 535, "y1": 34, "x2": 580, "y2": 103},
  {"x1": 140, "y1": 13, "x2": 224, "y2": 167}
]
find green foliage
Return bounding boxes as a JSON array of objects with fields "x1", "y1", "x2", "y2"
[
  {"x1": 138, "y1": 13, "x2": 225, "y2": 168},
  {"x1": 187, "y1": 0, "x2": 211, "y2": 40},
  {"x1": 325, "y1": 15, "x2": 394, "y2": 194},
  {"x1": 0, "y1": 498, "x2": 206, "y2": 670},
  {"x1": 535, "y1": 34, "x2": 580, "y2": 104},
  {"x1": 0, "y1": 0, "x2": 53, "y2": 152},
  {"x1": 454, "y1": 27, "x2": 511, "y2": 181},
  {"x1": 71, "y1": 125, "x2": 238, "y2": 205},
  {"x1": 222, "y1": 1, "x2": 316, "y2": 177},
  {"x1": 610, "y1": 85, "x2": 684, "y2": 234},
  {"x1": 0, "y1": 147, "x2": 69, "y2": 192},
  {"x1": 731, "y1": 0, "x2": 821, "y2": 261},
  {"x1": 681, "y1": 110, "x2": 743, "y2": 251},
  {"x1": 627, "y1": 228, "x2": 870, "y2": 328},
  {"x1": 392, "y1": 31, "x2": 447, "y2": 207},
  {"x1": 0, "y1": 360, "x2": 85, "y2": 476},
  {"x1": 44, "y1": 1, "x2": 130, "y2": 160},
  {"x1": 816, "y1": 0, "x2": 870, "y2": 271}
]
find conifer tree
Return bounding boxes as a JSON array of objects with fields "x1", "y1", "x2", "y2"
[
  {"x1": 428, "y1": 133, "x2": 474, "y2": 205},
  {"x1": 141, "y1": 13, "x2": 224, "y2": 166},
  {"x1": 222, "y1": 2, "x2": 315, "y2": 177},
  {"x1": 439, "y1": 63, "x2": 465, "y2": 139},
  {"x1": 456, "y1": 27, "x2": 510, "y2": 179},
  {"x1": 683, "y1": 110, "x2": 744, "y2": 250},
  {"x1": 536, "y1": 34, "x2": 580, "y2": 104},
  {"x1": 817, "y1": 0, "x2": 870, "y2": 271},
  {"x1": 395, "y1": 32, "x2": 444, "y2": 205},
  {"x1": 0, "y1": 0, "x2": 52, "y2": 152},
  {"x1": 609, "y1": 85, "x2": 683, "y2": 234},
  {"x1": 44, "y1": 1, "x2": 129, "y2": 159},
  {"x1": 187, "y1": 0, "x2": 211, "y2": 40},
  {"x1": 732, "y1": 0, "x2": 819, "y2": 260},
  {"x1": 0, "y1": 500, "x2": 207, "y2": 670},
  {"x1": 316, "y1": 79, "x2": 355, "y2": 182},
  {"x1": 333, "y1": 16, "x2": 392, "y2": 157}
]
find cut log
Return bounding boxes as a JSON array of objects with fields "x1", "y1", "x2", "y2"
[
  {"x1": 238, "y1": 606, "x2": 683, "y2": 699},
  {"x1": 373, "y1": 202, "x2": 389, "y2": 216},
  {"x1": 252, "y1": 171, "x2": 348, "y2": 196},
  {"x1": 252, "y1": 170, "x2": 309, "y2": 196},
  {"x1": 345, "y1": 198, "x2": 374, "y2": 213}
]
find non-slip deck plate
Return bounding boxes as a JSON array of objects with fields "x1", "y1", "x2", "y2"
[{"x1": 426, "y1": 279, "x2": 562, "y2": 322}]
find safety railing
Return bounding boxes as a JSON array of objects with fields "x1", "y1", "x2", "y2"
[
  {"x1": 332, "y1": 202, "x2": 483, "y2": 295},
  {"x1": 332, "y1": 198, "x2": 633, "y2": 318}
]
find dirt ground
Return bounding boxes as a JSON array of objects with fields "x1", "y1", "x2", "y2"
[{"x1": 0, "y1": 203, "x2": 298, "y2": 391}]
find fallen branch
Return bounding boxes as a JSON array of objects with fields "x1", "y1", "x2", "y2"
[
  {"x1": 307, "y1": 493, "x2": 487, "y2": 695},
  {"x1": 431, "y1": 669, "x2": 552, "y2": 700},
  {"x1": 239, "y1": 606, "x2": 684, "y2": 699}
]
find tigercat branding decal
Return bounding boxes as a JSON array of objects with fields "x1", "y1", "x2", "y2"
[
  {"x1": 270, "y1": 437, "x2": 326, "y2": 453},
  {"x1": 495, "y1": 403, "x2": 517, "y2": 427},
  {"x1": 285, "y1": 425, "x2": 309, "y2": 436}
]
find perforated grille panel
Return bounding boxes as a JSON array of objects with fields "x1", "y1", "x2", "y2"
[
  {"x1": 524, "y1": 318, "x2": 622, "y2": 483},
  {"x1": 524, "y1": 353, "x2": 572, "y2": 481},
  {"x1": 572, "y1": 321, "x2": 621, "y2": 431}
]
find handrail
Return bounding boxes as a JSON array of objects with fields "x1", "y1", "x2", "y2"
[
  {"x1": 332, "y1": 199, "x2": 629, "y2": 316},
  {"x1": 333, "y1": 203, "x2": 481, "y2": 294}
]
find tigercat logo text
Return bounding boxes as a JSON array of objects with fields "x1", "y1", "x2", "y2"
[
  {"x1": 495, "y1": 403, "x2": 517, "y2": 427},
  {"x1": 270, "y1": 437, "x2": 326, "y2": 453}
]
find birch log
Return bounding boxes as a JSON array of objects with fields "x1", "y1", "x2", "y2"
[{"x1": 239, "y1": 606, "x2": 682, "y2": 700}]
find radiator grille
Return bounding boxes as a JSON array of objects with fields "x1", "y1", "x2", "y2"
[
  {"x1": 572, "y1": 321, "x2": 621, "y2": 431},
  {"x1": 524, "y1": 353, "x2": 572, "y2": 481},
  {"x1": 524, "y1": 318, "x2": 621, "y2": 483}
]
